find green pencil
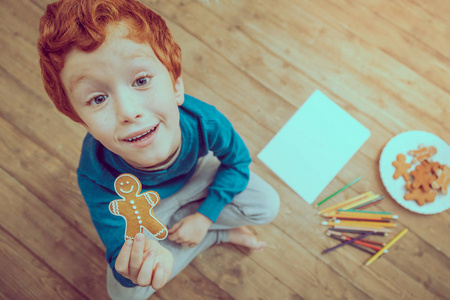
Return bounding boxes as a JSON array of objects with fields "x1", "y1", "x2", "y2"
[{"x1": 316, "y1": 176, "x2": 362, "y2": 207}]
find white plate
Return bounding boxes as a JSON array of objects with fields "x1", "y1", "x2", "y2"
[{"x1": 379, "y1": 131, "x2": 450, "y2": 214}]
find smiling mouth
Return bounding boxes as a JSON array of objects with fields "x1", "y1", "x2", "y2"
[{"x1": 125, "y1": 125, "x2": 158, "y2": 143}]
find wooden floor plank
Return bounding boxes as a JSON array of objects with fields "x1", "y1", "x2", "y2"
[
  {"x1": 155, "y1": 265, "x2": 234, "y2": 300},
  {"x1": 0, "y1": 114, "x2": 103, "y2": 247},
  {"x1": 0, "y1": 163, "x2": 108, "y2": 299},
  {"x1": 191, "y1": 244, "x2": 301, "y2": 300},
  {"x1": 0, "y1": 227, "x2": 87, "y2": 300}
]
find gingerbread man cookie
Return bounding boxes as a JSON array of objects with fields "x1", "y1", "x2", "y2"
[
  {"x1": 432, "y1": 165, "x2": 449, "y2": 195},
  {"x1": 410, "y1": 166, "x2": 432, "y2": 192},
  {"x1": 392, "y1": 154, "x2": 411, "y2": 182},
  {"x1": 408, "y1": 144, "x2": 437, "y2": 164},
  {"x1": 109, "y1": 173, "x2": 168, "y2": 241},
  {"x1": 404, "y1": 188, "x2": 437, "y2": 206}
]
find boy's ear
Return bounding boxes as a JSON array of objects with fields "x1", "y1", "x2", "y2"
[{"x1": 174, "y1": 75, "x2": 184, "y2": 106}]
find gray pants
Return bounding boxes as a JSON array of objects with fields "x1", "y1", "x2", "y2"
[{"x1": 107, "y1": 152, "x2": 280, "y2": 299}]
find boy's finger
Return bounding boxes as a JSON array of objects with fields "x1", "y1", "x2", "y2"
[
  {"x1": 129, "y1": 233, "x2": 146, "y2": 278},
  {"x1": 151, "y1": 262, "x2": 167, "y2": 290},
  {"x1": 115, "y1": 239, "x2": 133, "y2": 275},
  {"x1": 136, "y1": 252, "x2": 156, "y2": 287},
  {"x1": 168, "y1": 222, "x2": 182, "y2": 234}
]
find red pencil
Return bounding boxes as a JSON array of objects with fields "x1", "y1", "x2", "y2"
[
  {"x1": 342, "y1": 234, "x2": 385, "y2": 246},
  {"x1": 341, "y1": 236, "x2": 382, "y2": 251}
]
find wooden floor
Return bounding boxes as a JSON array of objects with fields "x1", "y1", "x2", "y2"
[{"x1": 1, "y1": 0, "x2": 449, "y2": 299}]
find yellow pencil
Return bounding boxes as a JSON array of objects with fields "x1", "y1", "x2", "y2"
[
  {"x1": 319, "y1": 192, "x2": 373, "y2": 215},
  {"x1": 365, "y1": 228, "x2": 408, "y2": 266}
]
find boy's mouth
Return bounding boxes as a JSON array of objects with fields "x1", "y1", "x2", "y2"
[{"x1": 124, "y1": 125, "x2": 158, "y2": 143}]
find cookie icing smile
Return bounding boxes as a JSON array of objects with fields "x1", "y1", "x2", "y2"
[{"x1": 120, "y1": 186, "x2": 134, "y2": 194}]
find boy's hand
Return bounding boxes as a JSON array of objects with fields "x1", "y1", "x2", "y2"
[
  {"x1": 115, "y1": 233, "x2": 173, "y2": 289},
  {"x1": 168, "y1": 212, "x2": 213, "y2": 247}
]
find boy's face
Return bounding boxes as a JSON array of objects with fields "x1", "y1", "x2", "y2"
[{"x1": 61, "y1": 24, "x2": 184, "y2": 169}]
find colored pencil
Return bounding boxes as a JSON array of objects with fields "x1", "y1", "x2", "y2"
[
  {"x1": 323, "y1": 220, "x2": 397, "y2": 228},
  {"x1": 328, "y1": 228, "x2": 387, "y2": 236},
  {"x1": 332, "y1": 212, "x2": 398, "y2": 222},
  {"x1": 316, "y1": 176, "x2": 362, "y2": 207},
  {"x1": 332, "y1": 225, "x2": 393, "y2": 233},
  {"x1": 328, "y1": 231, "x2": 383, "y2": 251},
  {"x1": 328, "y1": 234, "x2": 376, "y2": 255},
  {"x1": 324, "y1": 194, "x2": 381, "y2": 217},
  {"x1": 330, "y1": 214, "x2": 393, "y2": 222},
  {"x1": 332, "y1": 216, "x2": 391, "y2": 222},
  {"x1": 336, "y1": 210, "x2": 396, "y2": 218},
  {"x1": 365, "y1": 228, "x2": 409, "y2": 266},
  {"x1": 338, "y1": 209, "x2": 392, "y2": 215},
  {"x1": 353, "y1": 198, "x2": 384, "y2": 210},
  {"x1": 341, "y1": 235, "x2": 385, "y2": 246},
  {"x1": 319, "y1": 191, "x2": 373, "y2": 215},
  {"x1": 341, "y1": 195, "x2": 382, "y2": 210},
  {"x1": 322, "y1": 231, "x2": 373, "y2": 254},
  {"x1": 331, "y1": 231, "x2": 385, "y2": 245},
  {"x1": 346, "y1": 239, "x2": 381, "y2": 251}
]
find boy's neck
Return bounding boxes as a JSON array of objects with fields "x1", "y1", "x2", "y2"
[{"x1": 136, "y1": 144, "x2": 181, "y2": 172}]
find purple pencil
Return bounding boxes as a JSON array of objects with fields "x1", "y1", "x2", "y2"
[{"x1": 322, "y1": 231, "x2": 374, "y2": 254}]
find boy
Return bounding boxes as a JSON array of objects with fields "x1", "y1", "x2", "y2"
[{"x1": 38, "y1": 0, "x2": 279, "y2": 298}]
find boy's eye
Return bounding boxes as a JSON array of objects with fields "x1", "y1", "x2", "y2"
[
  {"x1": 134, "y1": 76, "x2": 150, "y2": 87},
  {"x1": 90, "y1": 95, "x2": 107, "y2": 105}
]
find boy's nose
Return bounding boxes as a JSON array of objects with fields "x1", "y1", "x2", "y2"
[{"x1": 115, "y1": 90, "x2": 143, "y2": 123}]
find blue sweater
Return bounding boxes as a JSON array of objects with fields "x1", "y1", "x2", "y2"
[{"x1": 77, "y1": 95, "x2": 251, "y2": 287}]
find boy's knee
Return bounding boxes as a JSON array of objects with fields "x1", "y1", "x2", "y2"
[
  {"x1": 259, "y1": 184, "x2": 280, "y2": 224},
  {"x1": 247, "y1": 183, "x2": 280, "y2": 225}
]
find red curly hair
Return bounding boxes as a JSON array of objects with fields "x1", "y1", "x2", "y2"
[{"x1": 38, "y1": 0, "x2": 182, "y2": 123}]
